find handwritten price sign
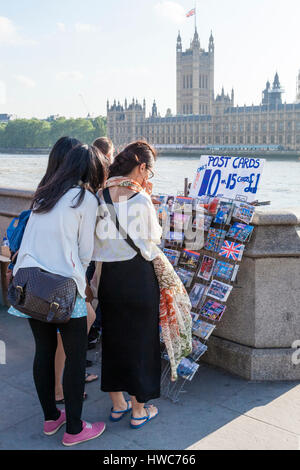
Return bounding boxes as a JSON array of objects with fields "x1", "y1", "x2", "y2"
[{"x1": 189, "y1": 155, "x2": 265, "y2": 202}]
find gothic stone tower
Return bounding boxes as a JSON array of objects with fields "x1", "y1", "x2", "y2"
[{"x1": 176, "y1": 29, "x2": 214, "y2": 115}]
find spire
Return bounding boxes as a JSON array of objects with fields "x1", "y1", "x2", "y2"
[
  {"x1": 191, "y1": 27, "x2": 200, "y2": 49},
  {"x1": 209, "y1": 31, "x2": 214, "y2": 54},
  {"x1": 106, "y1": 100, "x2": 109, "y2": 111},
  {"x1": 152, "y1": 100, "x2": 158, "y2": 117},
  {"x1": 273, "y1": 72, "x2": 280, "y2": 89},
  {"x1": 176, "y1": 30, "x2": 182, "y2": 52},
  {"x1": 125, "y1": 98, "x2": 128, "y2": 109},
  {"x1": 143, "y1": 98, "x2": 146, "y2": 111}
]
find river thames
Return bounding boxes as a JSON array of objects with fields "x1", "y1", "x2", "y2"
[{"x1": 0, "y1": 153, "x2": 299, "y2": 210}]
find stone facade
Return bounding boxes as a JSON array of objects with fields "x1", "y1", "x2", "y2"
[{"x1": 107, "y1": 30, "x2": 300, "y2": 151}]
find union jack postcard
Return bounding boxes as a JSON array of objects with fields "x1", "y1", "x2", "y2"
[{"x1": 219, "y1": 240, "x2": 245, "y2": 262}]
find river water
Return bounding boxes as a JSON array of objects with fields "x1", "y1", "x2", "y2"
[{"x1": 0, "y1": 153, "x2": 299, "y2": 210}]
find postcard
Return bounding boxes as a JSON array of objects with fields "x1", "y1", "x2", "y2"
[
  {"x1": 207, "y1": 280, "x2": 233, "y2": 302},
  {"x1": 192, "y1": 214, "x2": 213, "y2": 232},
  {"x1": 191, "y1": 311, "x2": 199, "y2": 323},
  {"x1": 197, "y1": 255, "x2": 216, "y2": 281},
  {"x1": 233, "y1": 202, "x2": 255, "y2": 224},
  {"x1": 189, "y1": 283, "x2": 207, "y2": 308},
  {"x1": 213, "y1": 260, "x2": 239, "y2": 282},
  {"x1": 204, "y1": 228, "x2": 227, "y2": 252},
  {"x1": 193, "y1": 320, "x2": 216, "y2": 341},
  {"x1": 219, "y1": 240, "x2": 245, "y2": 262},
  {"x1": 163, "y1": 248, "x2": 181, "y2": 267},
  {"x1": 190, "y1": 338, "x2": 208, "y2": 361},
  {"x1": 175, "y1": 267, "x2": 195, "y2": 288},
  {"x1": 200, "y1": 300, "x2": 226, "y2": 322},
  {"x1": 179, "y1": 249, "x2": 201, "y2": 270},
  {"x1": 227, "y1": 222, "x2": 254, "y2": 242},
  {"x1": 165, "y1": 231, "x2": 185, "y2": 246},
  {"x1": 177, "y1": 357, "x2": 200, "y2": 381},
  {"x1": 173, "y1": 212, "x2": 192, "y2": 230},
  {"x1": 174, "y1": 196, "x2": 194, "y2": 213},
  {"x1": 214, "y1": 201, "x2": 233, "y2": 225},
  {"x1": 194, "y1": 196, "x2": 220, "y2": 215}
]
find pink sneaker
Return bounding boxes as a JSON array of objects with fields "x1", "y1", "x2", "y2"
[
  {"x1": 62, "y1": 421, "x2": 106, "y2": 447},
  {"x1": 44, "y1": 409, "x2": 66, "y2": 436}
]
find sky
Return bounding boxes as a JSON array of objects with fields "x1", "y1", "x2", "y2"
[{"x1": 0, "y1": 0, "x2": 300, "y2": 119}]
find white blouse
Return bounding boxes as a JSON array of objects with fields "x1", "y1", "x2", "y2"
[
  {"x1": 93, "y1": 190, "x2": 162, "y2": 262},
  {"x1": 13, "y1": 188, "x2": 99, "y2": 298}
]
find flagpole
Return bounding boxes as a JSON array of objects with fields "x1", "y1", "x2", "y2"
[{"x1": 194, "y1": 0, "x2": 197, "y2": 31}]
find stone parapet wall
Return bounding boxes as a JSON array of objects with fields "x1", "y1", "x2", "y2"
[{"x1": 204, "y1": 208, "x2": 300, "y2": 380}]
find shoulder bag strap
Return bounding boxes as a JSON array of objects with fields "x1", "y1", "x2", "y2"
[{"x1": 102, "y1": 188, "x2": 143, "y2": 257}]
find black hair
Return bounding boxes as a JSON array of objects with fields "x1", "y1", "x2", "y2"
[
  {"x1": 38, "y1": 137, "x2": 81, "y2": 188},
  {"x1": 32, "y1": 144, "x2": 108, "y2": 214}
]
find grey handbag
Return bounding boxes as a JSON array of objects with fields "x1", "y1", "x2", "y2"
[{"x1": 8, "y1": 267, "x2": 77, "y2": 324}]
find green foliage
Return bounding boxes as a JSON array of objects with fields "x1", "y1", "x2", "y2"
[{"x1": 0, "y1": 116, "x2": 107, "y2": 149}]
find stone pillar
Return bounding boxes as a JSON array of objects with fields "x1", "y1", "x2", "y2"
[{"x1": 203, "y1": 208, "x2": 300, "y2": 381}]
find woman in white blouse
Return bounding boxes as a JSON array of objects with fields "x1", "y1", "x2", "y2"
[
  {"x1": 93, "y1": 141, "x2": 162, "y2": 429},
  {"x1": 10, "y1": 144, "x2": 108, "y2": 446}
]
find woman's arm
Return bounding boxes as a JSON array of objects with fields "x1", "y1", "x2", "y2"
[{"x1": 78, "y1": 194, "x2": 99, "y2": 271}]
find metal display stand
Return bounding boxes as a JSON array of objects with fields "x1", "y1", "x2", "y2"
[{"x1": 159, "y1": 193, "x2": 255, "y2": 403}]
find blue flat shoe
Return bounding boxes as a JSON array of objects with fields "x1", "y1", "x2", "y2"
[
  {"x1": 130, "y1": 406, "x2": 159, "y2": 429},
  {"x1": 110, "y1": 399, "x2": 132, "y2": 422}
]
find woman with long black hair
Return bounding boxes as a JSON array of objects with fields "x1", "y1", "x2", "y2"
[{"x1": 9, "y1": 144, "x2": 108, "y2": 446}]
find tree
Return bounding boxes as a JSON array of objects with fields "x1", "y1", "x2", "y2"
[{"x1": 0, "y1": 116, "x2": 107, "y2": 149}]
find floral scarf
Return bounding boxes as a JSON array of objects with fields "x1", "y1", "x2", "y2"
[{"x1": 104, "y1": 177, "x2": 192, "y2": 381}]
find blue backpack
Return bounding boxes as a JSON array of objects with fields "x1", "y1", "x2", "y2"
[{"x1": 6, "y1": 210, "x2": 32, "y2": 253}]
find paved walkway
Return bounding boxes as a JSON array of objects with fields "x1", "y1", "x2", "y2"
[{"x1": 0, "y1": 307, "x2": 299, "y2": 450}]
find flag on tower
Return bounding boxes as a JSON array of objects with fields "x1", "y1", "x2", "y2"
[{"x1": 186, "y1": 8, "x2": 196, "y2": 18}]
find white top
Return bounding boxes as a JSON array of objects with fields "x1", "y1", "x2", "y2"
[
  {"x1": 93, "y1": 190, "x2": 162, "y2": 262},
  {"x1": 13, "y1": 188, "x2": 99, "y2": 298}
]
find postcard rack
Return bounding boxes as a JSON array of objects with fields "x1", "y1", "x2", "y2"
[{"x1": 156, "y1": 193, "x2": 256, "y2": 403}]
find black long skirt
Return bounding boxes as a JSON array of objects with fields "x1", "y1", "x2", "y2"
[{"x1": 99, "y1": 254, "x2": 161, "y2": 403}]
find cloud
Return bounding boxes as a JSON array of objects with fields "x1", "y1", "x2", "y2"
[
  {"x1": 0, "y1": 16, "x2": 36, "y2": 46},
  {"x1": 56, "y1": 71, "x2": 84, "y2": 81},
  {"x1": 57, "y1": 22, "x2": 66, "y2": 33},
  {"x1": 13, "y1": 74, "x2": 36, "y2": 88},
  {"x1": 154, "y1": 1, "x2": 185, "y2": 24},
  {"x1": 74, "y1": 23, "x2": 97, "y2": 33}
]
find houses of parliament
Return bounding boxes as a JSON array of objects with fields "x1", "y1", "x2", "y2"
[{"x1": 107, "y1": 28, "x2": 300, "y2": 151}]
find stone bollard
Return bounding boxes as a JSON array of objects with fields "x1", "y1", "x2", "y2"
[{"x1": 203, "y1": 208, "x2": 300, "y2": 381}]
